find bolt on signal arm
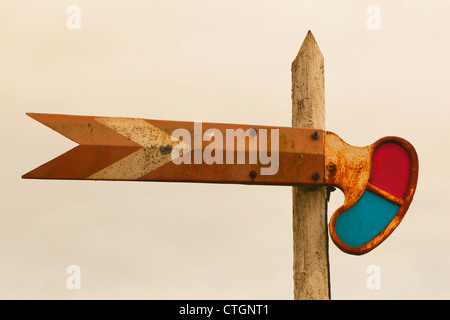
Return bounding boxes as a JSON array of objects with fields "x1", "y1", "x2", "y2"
[{"x1": 22, "y1": 113, "x2": 418, "y2": 255}]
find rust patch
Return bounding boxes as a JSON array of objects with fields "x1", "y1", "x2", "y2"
[{"x1": 324, "y1": 132, "x2": 372, "y2": 208}]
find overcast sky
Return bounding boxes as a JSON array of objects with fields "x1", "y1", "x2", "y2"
[{"x1": 1, "y1": 0, "x2": 449, "y2": 299}]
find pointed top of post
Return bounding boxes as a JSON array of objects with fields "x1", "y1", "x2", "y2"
[
  {"x1": 292, "y1": 30, "x2": 323, "y2": 68},
  {"x1": 291, "y1": 30, "x2": 325, "y2": 130}
]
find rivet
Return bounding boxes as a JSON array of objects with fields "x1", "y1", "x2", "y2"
[
  {"x1": 312, "y1": 172, "x2": 320, "y2": 180},
  {"x1": 311, "y1": 131, "x2": 320, "y2": 140},
  {"x1": 249, "y1": 170, "x2": 258, "y2": 179},
  {"x1": 159, "y1": 144, "x2": 173, "y2": 155}
]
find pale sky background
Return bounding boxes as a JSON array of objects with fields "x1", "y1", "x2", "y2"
[{"x1": 0, "y1": 0, "x2": 449, "y2": 299}]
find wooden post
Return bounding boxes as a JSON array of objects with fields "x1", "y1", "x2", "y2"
[{"x1": 291, "y1": 31, "x2": 330, "y2": 300}]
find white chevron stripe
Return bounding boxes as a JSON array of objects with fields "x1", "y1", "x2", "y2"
[{"x1": 87, "y1": 118, "x2": 190, "y2": 180}]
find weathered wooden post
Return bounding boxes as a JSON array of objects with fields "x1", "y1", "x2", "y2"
[{"x1": 291, "y1": 31, "x2": 330, "y2": 300}]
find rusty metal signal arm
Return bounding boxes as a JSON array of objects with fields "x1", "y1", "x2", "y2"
[{"x1": 23, "y1": 113, "x2": 418, "y2": 255}]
